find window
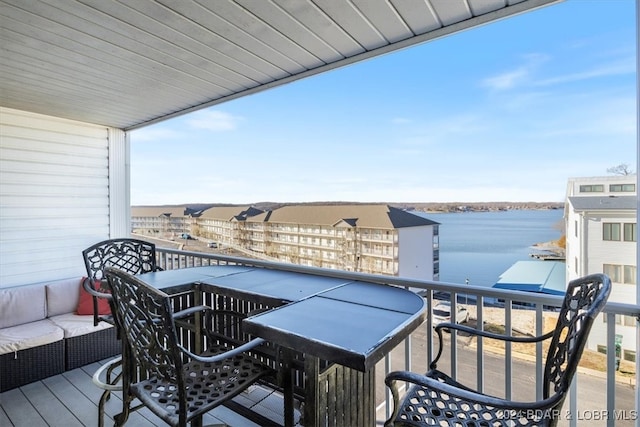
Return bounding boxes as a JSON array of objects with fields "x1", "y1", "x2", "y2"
[
  {"x1": 604, "y1": 264, "x2": 636, "y2": 285},
  {"x1": 603, "y1": 222, "x2": 621, "y2": 241},
  {"x1": 623, "y1": 223, "x2": 636, "y2": 242},
  {"x1": 580, "y1": 184, "x2": 604, "y2": 192},
  {"x1": 574, "y1": 220, "x2": 578, "y2": 237},
  {"x1": 603, "y1": 264, "x2": 622, "y2": 282},
  {"x1": 623, "y1": 265, "x2": 636, "y2": 285},
  {"x1": 609, "y1": 183, "x2": 635, "y2": 192}
]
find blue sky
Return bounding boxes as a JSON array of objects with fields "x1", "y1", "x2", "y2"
[{"x1": 130, "y1": 0, "x2": 637, "y2": 206}]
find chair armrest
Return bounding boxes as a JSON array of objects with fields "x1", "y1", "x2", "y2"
[
  {"x1": 435, "y1": 322, "x2": 554, "y2": 343},
  {"x1": 178, "y1": 337, "x2": 266, "y2": 364},
  {"x1": 83, "y1": 277, "x2": 112, "y2": 300},
  {"x1": 385, "y1": 370, "x2": 563, "y2": 415},
  {"x1": 431, "y1": 323, "x2": 554, "y2": 369},
  {"x1": 173, "y1": 305, "x2": 211, "y2": 320},
  {"x1": 172, "y1": 305, "x2": 267, "y2": 363}
]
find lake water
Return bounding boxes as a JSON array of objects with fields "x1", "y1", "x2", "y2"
[{"x1": 425, "y1": 209, "x2": 565, "y2": 287}]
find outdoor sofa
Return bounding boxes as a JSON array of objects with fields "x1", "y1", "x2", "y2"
[{"x1": 0, "y1": 277, "x2": 120, "y2": 392}]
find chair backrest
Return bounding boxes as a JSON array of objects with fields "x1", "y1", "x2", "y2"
[
  {"x1": 82, "y1": 238, "x2": 159, "y2": 324},
  {"x1": 543, "y1": 273, "x2": 611, "y2": 400},
  {"x1": 104, "y1": 267, "x2": 185, "y2": 404},
  {"x1": 82, "y1": 238, "x2": 158, "y2": 281}
]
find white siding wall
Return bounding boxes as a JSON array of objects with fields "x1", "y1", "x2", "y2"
[
  {"x1": 566, "y1": 203, "x2": 637, "y2": 352},
  {"x1": 0, "y1": 107, "x2": 128, "y2": 288},
  {"x1": 397, "y1": 226, "x2": 434, "y2": 281}
]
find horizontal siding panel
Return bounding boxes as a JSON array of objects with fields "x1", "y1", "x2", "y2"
[
  {"x1": 0, "y1": 171, "x2": 107, "y2": 189},
  {"x1": 0, "y1": 148, "x2": 108, "y2": 169},
  {"x1": 0, "y1": 159, "x2": 107, "y2": 176},
  {"x1": 1, "y1": 205, "x2": 109, "y2": 222},
  {"x1": 0, "y1": 108, "x2": 112, "y2": 288},
  {"x1": 0, "y1": 108, "x2": 109, "y2": 136},
  {"x1": 2, "y1": 127, "x2": 108, "y2": 150}
]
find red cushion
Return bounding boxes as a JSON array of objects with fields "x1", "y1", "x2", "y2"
[{"x1": 76, "y1": 278, "x2": 111, "y2": 315}]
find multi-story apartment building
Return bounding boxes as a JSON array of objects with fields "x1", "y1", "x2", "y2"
[
  {"x1": 239, "y1": 205, "x2": 440, "y2": 280},
  {"x1": 131, "y1": 206, "x2": 197, "y2": 240},
  {"x1": 197, "y1": 206, "x2": 264, "y2": 249},
  {"x1": 134, "y1": 204, "x2": 440, "y2": 281},
  {"x1": 564, "y1": 175, "x2": 637, "y2": 363}
]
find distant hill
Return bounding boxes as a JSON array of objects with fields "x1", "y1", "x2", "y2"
[{"x1": 141, "y1": 201, "x2": 564, "y2": 213}]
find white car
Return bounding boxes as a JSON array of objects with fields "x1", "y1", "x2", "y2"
[{"x1": 432, "y1": 301, "x2": 469, "y2": 326}]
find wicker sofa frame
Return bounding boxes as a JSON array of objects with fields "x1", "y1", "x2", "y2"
[{"x1": 0, "y1": 278, "x2": 121, "y2": 393}]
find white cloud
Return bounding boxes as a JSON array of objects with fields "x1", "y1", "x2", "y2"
[
  {"x1": 481, "y1": 53, "x2": 549, "y2": 91},
  {"x1": 186, "y1": 110, "x2": 244, "y2": 131},
  {"x1": 482, "y1": 68, "x2": 529, "y2": 90},
  {"x1": 535, "y1": 57, "x2": 635, "y2": 87}
]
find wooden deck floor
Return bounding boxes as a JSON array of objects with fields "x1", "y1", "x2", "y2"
[{"x1": 0, "y1": 360, "x2": 298, "y2": 427}]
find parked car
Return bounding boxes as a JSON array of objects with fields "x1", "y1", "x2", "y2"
[
  {"x1": 207, "y1": 242, "x2": 218, "y2": 248},
  {"x1": 432, "y1": 301, "x2": 469, "y2": 326}
]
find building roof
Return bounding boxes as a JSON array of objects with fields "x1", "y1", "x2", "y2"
[
  {"x1": 200, "y1": 206, "x2": 264, "y2": 221},
  {"x1": 247, "y1": 204, "x2": 438, "y2": 229},
  {"x1": 568, "y1": 196, "x2": 637, "y2": 211},
  {"x1": 0, "y1": 0, "x2": 562, "y2": 130},
  {"x1": 131, "y1": 206, "x2": 188, "y2": 218},
  {"x1": 493, "y1": 260, "x2": 565, "y2": 296}
]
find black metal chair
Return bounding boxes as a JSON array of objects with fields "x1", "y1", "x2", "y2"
[
  {"x1": 81, "y1": 238, "x2": 162, "y2": 427},
  {"x1": 104, "y1": 266, "x2": 276, "y2": 427},
  {"x1": 82, "y1": 238, "x2": 161, "y2": 326},
  {"x1": 385, "y1": 273, "x2": 611, "y2": 427}
]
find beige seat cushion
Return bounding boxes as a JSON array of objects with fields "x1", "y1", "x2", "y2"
[
  {"x1": 48, "y1": 313, "x2": 113, "y2": 338},
  {"x1": 0, "y1": 320, "x2": 64, "y2": 355}
]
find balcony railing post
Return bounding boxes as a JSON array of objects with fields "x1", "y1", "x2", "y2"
[{"x1": 607, "y1": 312, "x2": 616, "y2": 427}]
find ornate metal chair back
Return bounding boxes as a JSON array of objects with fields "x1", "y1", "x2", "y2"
[
  {"x1": 543, "y1": 274, "x2": 611, "y2": 400},
  {"x1": 105, "y1": 267, "x2": 186, "y2": 415},
  {"x1": 82, "y1": 238, "x2": 159, "y2": 325}
]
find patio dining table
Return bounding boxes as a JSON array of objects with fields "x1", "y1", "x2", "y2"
[{"x1": 137, "y1": 265, "x2": 427, "y2": 426}]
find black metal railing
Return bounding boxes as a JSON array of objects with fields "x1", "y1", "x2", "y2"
[{"x1": 155, "y1": 248, "x2": 640, "y2": 427}]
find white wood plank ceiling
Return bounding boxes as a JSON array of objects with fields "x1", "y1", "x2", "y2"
[{"x1": 0, "y1": 0, "x2": 562, "y2": 130}]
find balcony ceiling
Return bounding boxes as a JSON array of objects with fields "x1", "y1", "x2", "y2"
[{"x1": 0, "y1": 0, "x2": 562, "y2": 130}]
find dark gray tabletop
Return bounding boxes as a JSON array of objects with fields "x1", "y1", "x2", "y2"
[{"x1": 137, "y1": 265, "x2": 427, "y2": 372}]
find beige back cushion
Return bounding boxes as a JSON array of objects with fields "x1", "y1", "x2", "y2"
[
  {"x1": 0, "y1": 284, "x2": 47, "y2": 328},
  {"x1": 46, "y1": 278, "x2": 82, "y2": 317}
]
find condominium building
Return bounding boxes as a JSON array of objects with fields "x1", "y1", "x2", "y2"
[
  {"x1": 564, "y1": 175, "x2": 637, "y2": 362},
  {"x1": 197, "y1": 206, "x2": 264, "y2": 249},
  {"x1": 134, "y1": 204, "x2": 440, "y2": 281},
  {"x1": 131, "y1": 206, "x2": 198, "y2": 240},
  {"x1": 240, "y1": 205, "x2": 440, "y2": 280}
]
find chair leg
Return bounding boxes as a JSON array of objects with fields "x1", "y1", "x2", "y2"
[
  {"x1": 114, "y1": 404, "x2": 130, "y2": 427},
  {"x1": 106, "y1": 361, "x2": 120, "y2": 385},
  {"x1": 98, "y1": 390, "x2": 110, "y2": 427}
]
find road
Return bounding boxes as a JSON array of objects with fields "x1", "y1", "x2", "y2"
[{"x1": 375, "y1": 324, "x2": 638, "y2": 426}]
